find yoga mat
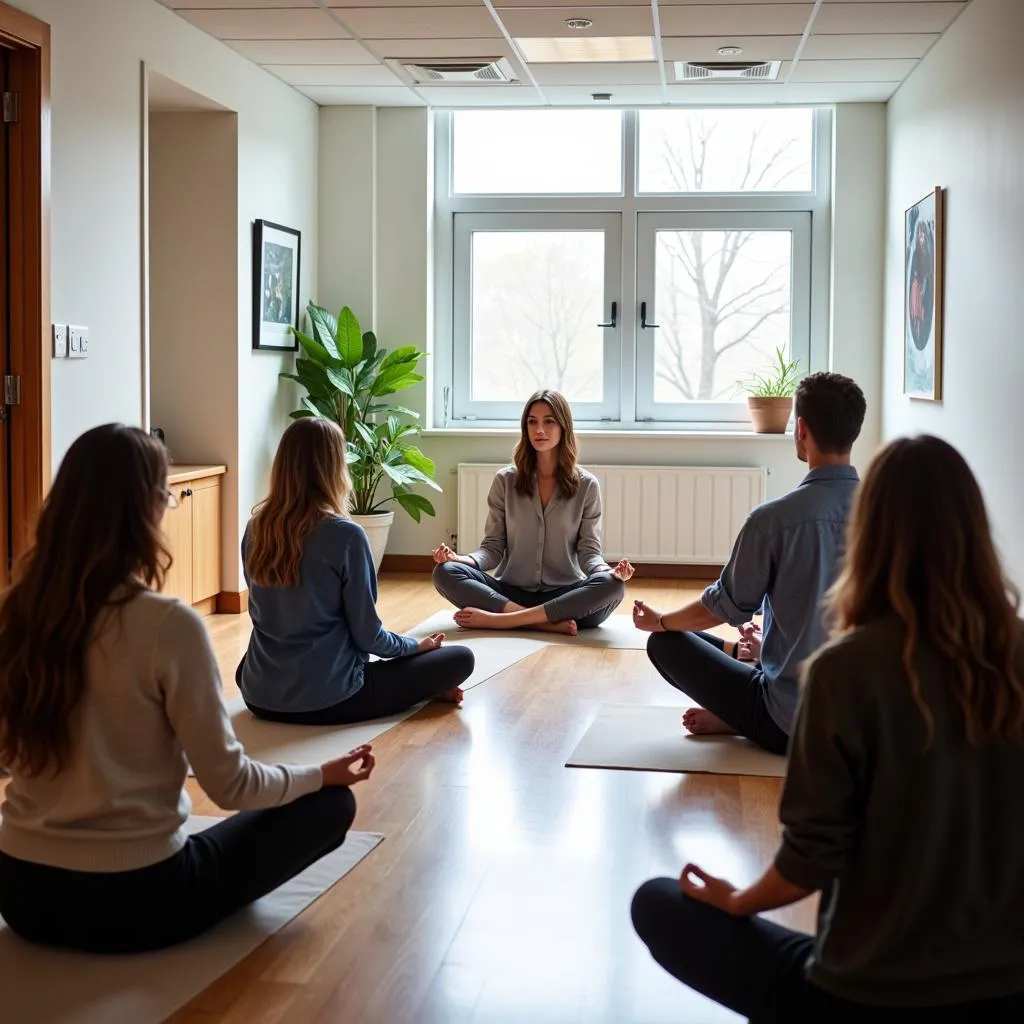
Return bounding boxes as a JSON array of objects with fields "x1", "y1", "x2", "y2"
[
  {"x1": 566, "y1": 703, "x2": 788, "y2": 778},
  {"x1": 0, "y1": 816, "x2": 383, "y2": 1024},
  {"x1": 408, "y1": 610, "x2": 648, "y2": 650},
  {"x1": 219, "y1": 636, "x2": 545, "y2": 768}
]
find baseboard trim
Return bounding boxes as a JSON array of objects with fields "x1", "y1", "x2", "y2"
[
  {"x1": 379, "y1": 555, "x2": 721, "y2": 580},
  {"x1": 216, "y1": 589, "x2": 249, "y2": 614}
]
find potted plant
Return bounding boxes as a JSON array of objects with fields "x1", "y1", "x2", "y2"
[
  {"x1": 736, "y1": 347, "x2": 802, "y2": 434},
  {"x1": 281, "y1": 301, "x2": 440, "y2": 571}
]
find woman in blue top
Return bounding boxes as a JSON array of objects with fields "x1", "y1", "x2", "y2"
[{"x1": 238, "y1": 418, "x2": 474, "y2": 725}]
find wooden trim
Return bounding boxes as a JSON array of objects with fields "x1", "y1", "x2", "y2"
[
  {"x1": 167, "y1": 463, "x2": 227, "y2": 485},
  {"x1": 216, "y1": 589, "x2": 248, "y2": 614},
  {"x1": 193, "y1": 595, "x2": 218, "y2": 617},
  {"x1": 379, "y1": 554, "x2": 721, "y2": 580},
  {"x1": 1, "y1": 5, "x2": 51, "y2": 566}
]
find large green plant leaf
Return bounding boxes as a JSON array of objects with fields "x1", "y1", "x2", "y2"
[
  {"x1": 291, "y1": 329, "x2": 341, "y2": 369},
  {"x1": 399, "y1": 444, "x2": 435, "y2": 477},
  {"x1": 292, "y1": 358, "x2": 335, "y2": 399},
  {"x1": 307, "y1": 304, "x2": 340, "y2": 360},
  {"x1": 361, "y1": 331, "x2": 378, "y2": 362},
  {"x1": 289, "y1": 409, "x2": 315, "y2": 419},
  {"x1": 353, "y1": 421, "x2": 377, "y2": 448},
  {"x1": 302, "y1": 395, "x2": 337, "y2": 421},
  {"x1": 380, "y1": 346, "x2": 422, "y2": 370},
  {"x1": 372, "y1": 372, "x2": 424, "y2": 397},
  {"x1": 325, "y1": 366, "x2": 356, "y2": 397},
  {"x1": 393, "y1": 491, "x2": 436, "y2": 523},
  {"x1": 336, "y1": 307, "x2": 364, "y2": 367}
]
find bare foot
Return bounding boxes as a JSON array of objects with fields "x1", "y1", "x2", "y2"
[
  {"x1": 534, "y1": 620, "x2": 578, "y2": 636},
  {"x1": 434, "y1": 686, "x2": 464, "y2": 705},
  {"x1": 682, "y1": 707, "x2": 737, "y2": 737},
  {"x1": 453, "y1": 608, "x2": 504, "y2": 630}
]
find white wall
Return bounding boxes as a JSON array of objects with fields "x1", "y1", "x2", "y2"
[
  {"x1": 12, "y1": 0, "x2": 318, "y2": 590},
  {"x1": 883, "y1": 0, "x2": 1024, "y2": 583},
  {"x1": 320, "y1": 104, "x2": 887, "y2": 556},
  {"x1": 149, "y1": 111, "x2": 240, "y2": 585}
]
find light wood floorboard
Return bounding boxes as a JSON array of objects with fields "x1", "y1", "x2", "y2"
[{"x1": 7, "y1": 575, "x2": 816, "y2": 1023}]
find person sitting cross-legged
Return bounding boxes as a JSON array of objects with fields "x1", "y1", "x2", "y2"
[{"x1": 633, "y1": 372, "x2": 867, "y2": 754}]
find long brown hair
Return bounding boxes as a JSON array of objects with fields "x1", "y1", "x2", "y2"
[
  {"x1": 246, "y1": 417, "x2": 351, "y2": 588},
  {"x1": 512, "y1": 389, "x2": 580, "y2": 499},
  {"x1": 0, "y1": 424, "x2": 172, "y2": 777},
  {"x1": 827, "y1": 435, "x2": 1024, "y2": 746}
]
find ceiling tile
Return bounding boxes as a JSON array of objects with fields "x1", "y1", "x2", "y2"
[
  {"x1": 814, "y1": 2, "x2": 965, "y2": 35},
  {"x1": 659, "y1": 5, "x2": 814, "y2": 36},
  {"x1": 327, "y1": 6, "x2": 501, "y2": 39},
  {"x1": 661, "y1": 35, "x2": 803, "y2": 62},
  {"x1": 166, "y1": 0, "x2": 316, "y2": 8},
  {"x1": 775, "y1": 81, "x2": 902, "y2": 102},
  {"x1": 801, "y1": 33, "x2": 938, "y2": 60},
  {"x1": 374, "y1": 38, "x2": 517, "y2": 60},
  {"x1": 415, "y1": 84, "x2": 544, "y2": 106},
  {"x1": 179, "y1": 9, "x2": 349, "y2": 40},
  {"x1": 226, "y1": 39, "x2": 378, "y2": 64},
  {"x1": 666, "y1": 80, "x2": 899, "y2": 103},
  {"x1": 496, "y1": 6, "x2": 653, "y2": 37},
  {"x1": 298, "y1": 85, "x2": 425, "y2": 106},
  {"x1": 265, "y1": 64, "x2": 404, "y2": 86},
  {"x1": 542, "y1": 84, "x2": 666, "y2": 104},
  {"x1": 531, "y1": 62, "x2": 664, "y2": 85},
  {"x1": 786, "y1": 57, "x2": 919, "y2": 82}
]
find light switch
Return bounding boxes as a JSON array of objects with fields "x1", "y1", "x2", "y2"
[
  {"x1": 68, "y1": 325, "x2": 89, "y2": 359},
  {"x1": 52, "y1": 324, "x2": 68, "y2": 358}
]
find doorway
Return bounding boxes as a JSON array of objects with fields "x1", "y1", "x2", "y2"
[{"x1": 0, "y1": 2, "x2": 50, "y2": 583}]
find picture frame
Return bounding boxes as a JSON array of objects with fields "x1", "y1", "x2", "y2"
[
  {"x1": 252, "y1": 219, "x2": 301, "y2": 351},
  {"x1": 903, "y1": 187, "x2": 944, "y2": 401}
]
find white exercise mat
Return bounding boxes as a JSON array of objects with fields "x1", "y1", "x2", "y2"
[
  {"x1": 222, "y1": 636, "x2": 545, "y2": 767},
  {"x1": 409, "y1": 610, "x2": 647, "y2": 649},
  {"x1": 566, "y1": 703, "x2": 788, "y2": 778},
  {"x1": 0, "y1": 816, "x2": 383, "y2": 1024}
]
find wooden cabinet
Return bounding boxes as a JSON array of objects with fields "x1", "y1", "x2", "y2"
[{"x1": 162, "y1": 465, "x2": 225, "y2": 614}]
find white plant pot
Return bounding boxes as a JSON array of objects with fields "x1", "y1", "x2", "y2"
[{"x1": 351, "y1": 511, "x2": 394, "y2": 574}]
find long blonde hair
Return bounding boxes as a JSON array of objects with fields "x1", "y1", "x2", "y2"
[
  {"x1": 247, "y1": 417, "x2": 351, "y2": 588},
  {"x1": 827, "y1": 435, "x2": 1024, "y2": 746},
  {"x1": 0, "y1": 424, "x2": 172, "y2": 777},
  {"x1": 512, "y1": 390, "x2": 580, "y2": 499}
]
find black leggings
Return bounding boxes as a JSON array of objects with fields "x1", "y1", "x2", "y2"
[
  {"x1": 631, "y1": 878, "x2": 1024, "y2": 1023},
  {"x1": 245, "y1": 645, "x2": 476, "y2": 726},
  {"x1": 646, "y1": 630, "x2": 789, "y2": 755},
  {"x1": 0, "y1": 787, "x2": 356, "y2": 954}
]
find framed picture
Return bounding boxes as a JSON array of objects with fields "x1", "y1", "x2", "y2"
[
  {"x1": 252, "y1": 219, "x2": 301, "y2": 351},
  {"x1": 903, "y1": 187, "x2": 944, "y2": 401}
]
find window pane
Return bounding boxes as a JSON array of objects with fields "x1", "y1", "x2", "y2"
[
  {"x1": 652, "y1": 229, "x2": 792, "y2": 403},
  {"x1": 453, "y1": 110, "x2": 622, "y2": 194},
  {"x1": 470, "y1": 232, "x2": 605, "y2": 403},
  {"x1": 637, "y1": 109, "x2": 813, "y2": 193}
]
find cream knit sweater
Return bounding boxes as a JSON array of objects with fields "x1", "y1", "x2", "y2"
[{"x1": 0, "y1": 590, "x2": 323, "y2": 873}]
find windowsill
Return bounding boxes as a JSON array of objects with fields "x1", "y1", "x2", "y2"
[{"x1": 421, "y1": 426, "x2": 794, "y2": 440}]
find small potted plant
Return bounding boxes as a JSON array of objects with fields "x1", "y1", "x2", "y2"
[
  {"x1": 736, "y1": 347, "x2": 802, "y2": 434},
  {"x1": 281, "y1": 302, "x2": 440, "y2": 571}
]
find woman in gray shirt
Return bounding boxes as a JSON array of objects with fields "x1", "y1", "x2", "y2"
[
  {"x1": 432, "y1": 390, "x2": 632, "y2": 635},
  {"x1": 631, "y1": 435, "x2": 1024, "y2": 1021}
]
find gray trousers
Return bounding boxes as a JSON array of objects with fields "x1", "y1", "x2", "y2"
[{"x1": 432, "y1": 561, "x2": 625, "y2": 629}]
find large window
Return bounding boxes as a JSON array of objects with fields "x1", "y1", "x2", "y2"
[{"x1": 435, "y1": 107, "x2": 831, "y2": 428}]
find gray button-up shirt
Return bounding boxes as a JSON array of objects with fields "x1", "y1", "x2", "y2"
[
  {"x1": 701, "y1": 465, "x2": 860, "y2": 731},
  {"x1": 469, "y1": 466, "x2": 611, "y2": 592}
]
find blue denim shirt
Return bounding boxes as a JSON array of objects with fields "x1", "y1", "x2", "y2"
[
  {"x1": 239, "y1": 516, "x2": 417, "y2": 713},
  {"x1": 701, "y1": 465, "x2": 860, "y2": 732}
]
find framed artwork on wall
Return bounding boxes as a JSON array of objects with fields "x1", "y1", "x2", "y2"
[
  {"x1": 252, "y1": 219, "x2": 301, "y2": 351},
  {"x1": 903, "y1": 187, "x2": 944, "y2": 401}
]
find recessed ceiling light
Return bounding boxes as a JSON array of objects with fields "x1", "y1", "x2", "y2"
[
  {"x1": 566, "y1": 18, "x2": 593, "y2": 30},
  {"x1": 516, "y1": 37, "x2": 655, "y2": 63},
  {"x1": 717, "y1": 45, "x2": 744, "y2": 56}
]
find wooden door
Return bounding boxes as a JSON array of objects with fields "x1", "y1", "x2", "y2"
[
  {"x1": 190, "y1": 478, "x2": 221, "y2": 603},
  {"x1": 162, "y1": 485, "x2": 193, "y2": 604}
]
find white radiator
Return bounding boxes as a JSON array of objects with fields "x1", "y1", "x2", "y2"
[{"x1": 457, "y1": 463, "x2": 767, "y2": 565}]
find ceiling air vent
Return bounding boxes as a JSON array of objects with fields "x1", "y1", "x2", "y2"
[
  {"x1": 402, "y1": 58, "x2": 518, "y2": 85},
  {"x1": 673, "y1": 60, "x2": 782, "y2": 82}
]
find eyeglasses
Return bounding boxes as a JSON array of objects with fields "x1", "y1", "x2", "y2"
[{"x1": 163, "y1": 489, "x2": 180, "y2": 510}]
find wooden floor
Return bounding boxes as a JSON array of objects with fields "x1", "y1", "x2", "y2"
[{"x1": 9, "y1": 575, "x2": 816, "y2": 1023}]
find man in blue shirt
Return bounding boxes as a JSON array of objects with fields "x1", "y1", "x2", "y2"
[{"x1": 633, "y1": 373, "x2": 867, "y2": 754}]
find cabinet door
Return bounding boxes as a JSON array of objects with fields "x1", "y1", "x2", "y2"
[
  {"x1": 162, "y1": 484, "x2": 194, "y2": 604},
  {"x1": 190, "y1": 479, "x2": 222, "y2": 603}
]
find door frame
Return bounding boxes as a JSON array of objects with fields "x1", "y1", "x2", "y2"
[{"x1": 0, "y1": 2, "x2": 50, "y2": 572}]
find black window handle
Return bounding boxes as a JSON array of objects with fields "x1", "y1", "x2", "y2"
[
  {"x1": 640, "y1": 301, "x2": 659, "y2": 329},
  {"x1": 597, "y1": 301, "x2": 617, "y2": 329}
]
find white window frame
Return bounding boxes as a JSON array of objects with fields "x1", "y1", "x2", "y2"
[
  {"x1": 635, "y1": 211, "x2": 812, "y2": 424},
  {"x1": 433, "y1": 107, "x2": 833, "y2": 430},
  {"x1": 452, "y1": 212, "x2": 623, "y2": 422}
]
